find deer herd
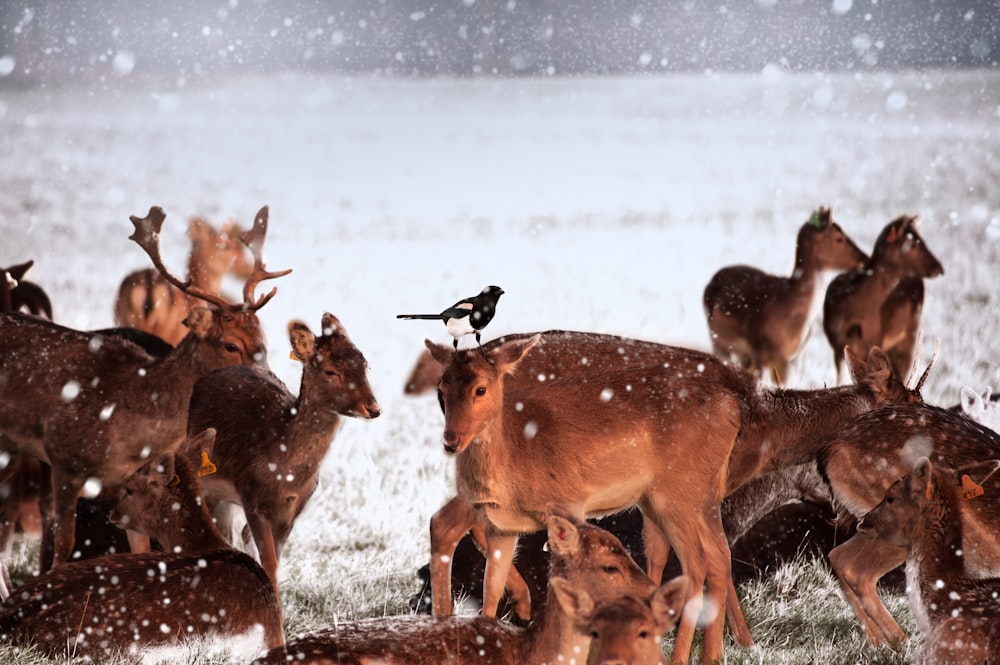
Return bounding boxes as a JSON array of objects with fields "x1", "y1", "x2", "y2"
[{"x1": 0, "y1": 203, "x2": 997, "y2": 665}]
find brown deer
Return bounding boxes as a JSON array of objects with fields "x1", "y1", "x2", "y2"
[
  {"x1": 704, "y1": 207, "x2": 867, "y2": 384},
  {"x1": 0, "y1": 205, "x2": 289, "y2": 569},
  {"x1": 553, "y1": 576, "x2": 689, "y2": 665},
  {"x1": 855, "y1": 457, "x2": 1000, "y2": 664},
  {"x1": 0, "y1": 431, "x2": 284, "y2": 660},
  {"x1": 425, "y1": 329, "x2": 921, "y2": 661},
  {"x1": 252, "y1": 508, "x2": 658, "y2": 665},
  {"x1": 1, "y1": 260, "x2": 53, "y2": 319},
  {"x1": 181, "y1": 312, "x2": 381, "y2": 598},
  {"x1": 817, "y1": 402, "x2": 1000, "y2": 649},
  {"x1": 823, "y1": 214, "x2": 944, "y2": 383},
  {"x1": 403, "y1": 347, "x2": 441, "y2": 396},
  {"x1": 114, "y1": 214, "x2": 254, "y2": 346}
]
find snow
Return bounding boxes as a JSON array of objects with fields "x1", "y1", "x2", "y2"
[{"x1": 2, "y1": 68, "x2": 999, "y2": 615}]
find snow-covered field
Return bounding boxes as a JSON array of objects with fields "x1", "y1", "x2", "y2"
[{"x1": 2, "y1": 67, "x2": 999, "y2": 661}]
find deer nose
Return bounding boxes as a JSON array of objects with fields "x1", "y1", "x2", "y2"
[
  {"x1": 443, "y1": 430, "x2": 459, "y2": 453},
  {"x1": 365, "y1": 402, "x2": 382, "y2": 419}
]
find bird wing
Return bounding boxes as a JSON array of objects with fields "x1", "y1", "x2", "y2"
[{"x1": 440, "y1": 302, "x2": 473, "y2": 320}]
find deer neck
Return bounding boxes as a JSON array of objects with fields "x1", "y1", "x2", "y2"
[
  {"x1": 913, "y1": 491, "x2": 967, "y2": 612},
  {"x1": 789, "y1": 244, "x2": 821, "y2": 293},
  {"x1": 454, "y1": 400, "x2": 513, "y2": 502},
  {"x1": 159, "y1": 477, "x2": 232, "y2": 553},
  {"x1": 727, "y1": 384, "x2": 876, "y2": 491},
  {"x1": 521, "y1": 585, "x2": 593, "y2": 663},
  {"x1": 859, "y1": 257, "x2": 909, "y2": 303}
]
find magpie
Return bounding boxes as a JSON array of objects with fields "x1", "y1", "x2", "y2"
[{"x1": 397, "y1": 285, "x2": 505, "y2": 349}]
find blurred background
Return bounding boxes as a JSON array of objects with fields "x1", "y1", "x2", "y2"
[{"x1": 2, "y1": 0, "x2": 998, "y2": 85}]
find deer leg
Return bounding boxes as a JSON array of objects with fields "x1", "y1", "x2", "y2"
[
  {"x1": 469, "y1": 519, "x2": 532, "y2": 621},
  {"x1": 481, "y1": 527, "x2": 519, "y2": 619},
  {"x1": 642, "y1": 514, "x2": 670, "y2": 584},
  {"x1": 245, "y1": 511, "x2": 281, "y2": 599},
  {"x1": 429, "y1": 496, "x2": 477, "y2": 617},
  {"x1": 828, "y1": 533, "x2": 907, "y2": 648},
  {"x1": 649, "y1": 498, "x2": 746, "y2": 665},
  {"x1": 47, "y1": 470, "x2": 83, "y2": 569}
]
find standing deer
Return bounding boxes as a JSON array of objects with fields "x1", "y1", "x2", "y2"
[
  {"x1": 114, "y1": 214, "x2": 254, "y2": 346},
  {"x1": 182, "y1": 312, "x2": 381, "y2": 598},
  {"x1": 703, "y1": 207, "x2": 867, "y2": 384},
  {"x1": 1, "y1": 260, "x2": 53, "y2": 319},
  {"x1": 553, "y1": 576, "x2": 689, "y2": 665},
  {"x1": 0, "y1": 205, "x2": 289, "y2": 569},
  {"x1": 823, "y1": 214, "x2": 944, "y2": 383},
  {"x1": 856, "y1": 457, "x2": 1000, "y2": 665},
  {"x1": 0, "y1": 431, "x2": 284, "y2": 660},
  {"x1": 252, "y1": 508, "x2": 658, "y2": 665},
  {"x1": 427, "y1": 333, "x2": 921, "y2": 664},
  {"x1": 818, "y1": 402, "x2": 1000, "y2": 648}
]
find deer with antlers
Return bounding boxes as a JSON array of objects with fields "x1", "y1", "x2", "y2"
[
  {"x1": 823, "y1": 214, "x2": 944, "y2": 383},
  {"x1": 0, "y1": 205, "x2": 289, "y2": 570},
  {"x1": 181, "y1": 312, "x2": 381, "y2": 598},
  {"x1": 425, "y1": 329, "x2": 922, "y2": 664},
  {"x1": 816, "y1": 400, "x2": 1000, "y2": 649},
  {"x1": 113, "y1": 214, "x2": 254, "y2": 346},
  {"x1": 855, "y1": 457, "x2": 1000, "y2": 664},
  {"x1": 704, "y1": 207, "x2": 867, "y2": 384},
  {"x1": 0, "y1": 430, "x2": 284, "y2": 660},
  {"x1": 553, "y1": 575, "x2": 689, "y2": 665},
  {"x1": 253, "y1": 508, "x2": 657, "y2": 665}
]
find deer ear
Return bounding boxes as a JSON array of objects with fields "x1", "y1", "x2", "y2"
[
  {"x1": 911, "y1": 457, "x2": 935, "y2": 502},
  {"x1": 651, "y1": 576, "x2": 690, "y2": 633},
  {"x1": 491, "y1": 334, "x2": 541, "y2": 375},
  {"x1": 320, "y1": 312, "x2": 344, "y2": 338},
  {"x1": 184, "y1": 307, "x2": 218, "y2": 338},
  {"x1": 150, "y1": 452, "x2": 176, "y2": 482},
  {"x1": 8, "y1": 260, "x2": 34, "y2": 281},
  {"x1": 547, "y1": 514, "x2": 581, "y2": 557},
  {"x1": 960, "y1": 386, "x2": 984, "y2": 416},
  {"x1": 425, "y1": 339, "x2": 454, "y2": 366},
  {"x1": 550, "y1": 577, "x2": 595, "y2": 627},
  {"x1": 288, "y1": 321, "x2": 316, "y2": 361},
  {"x1": 856, "y1": 347, "x2": 892, "y2": 394},
  {"x1": 188, "y1": 427, "x2": 216, "y2": 453}
]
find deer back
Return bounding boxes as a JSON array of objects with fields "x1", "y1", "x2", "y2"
[{"x1": 255, "y1": 511, "x2": 655, "y2": 665}]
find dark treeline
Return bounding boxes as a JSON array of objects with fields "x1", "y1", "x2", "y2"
[{"x1": 2, "y1": 0, "x2": 998, "y2": 83}]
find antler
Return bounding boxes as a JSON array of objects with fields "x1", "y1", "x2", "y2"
[
  {"x1": 238, "y1": 206, "x2": 292, "y2": 311},
  {"x1": 128, "y1": 206, "x2": 232, "y2": 310},
  {"x1": 906, "y1": 329, "x2": 939, "y2": 394}
]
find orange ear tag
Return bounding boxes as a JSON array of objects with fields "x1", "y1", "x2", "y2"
[
  {"x1": 925, "y1": 484, "x2": 933, "y2": 501},
  {"x1": 289, "y1": 351, "x2": 301, "y2": 361},
  {"x1": 961, "y1": 474, "x2": 985, "y2": 501},
  {"x1": 198, "y1": 451, "x2": 218, "y2": 477}
]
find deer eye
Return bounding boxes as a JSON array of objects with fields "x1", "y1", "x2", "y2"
[
  {"x1": 224, "y1": 343, "x2": 239, "y2": 353},
  {"x1": 475, "y1": 386, "x2": 487, "y2": 397},
  {"x1": 325, "y1": 370, "x2": 339, "y2": 378},
  {"x1": 638, "y1": 630, "x2": 650, "y2": 639},
  {"x1": 590, "y1": 630, "x2": 600, "y2": 639},
  {"x1": 603, "y1": 565, "x2": 621, "y2": 575}
]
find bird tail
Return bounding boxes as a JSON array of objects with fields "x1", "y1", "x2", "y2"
[{"x1": 396, "y1": 314, "x2": 442, "y2": 320}]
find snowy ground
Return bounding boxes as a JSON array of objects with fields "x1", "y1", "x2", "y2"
[{"x1": 1, "y1": 67, "x2": 999, "y2": 660}]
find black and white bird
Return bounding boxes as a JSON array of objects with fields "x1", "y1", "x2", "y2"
[{"x1": 397, "y1": 285, "x2": 505, "y2": 349}]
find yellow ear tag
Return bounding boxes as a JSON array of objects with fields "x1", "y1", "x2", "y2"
[
  {"x1": 168, "y1": 474, "x2": 181, "y2": 488},
  {"x1": 961, "y1": 474, "x2": 985, "y2": 501},
  {"x1": 289, "y1": 350, "x2": 302, "y2": 361},
  {"x1": 198, "y1": 451, "x2": 218, "y2": 477}
]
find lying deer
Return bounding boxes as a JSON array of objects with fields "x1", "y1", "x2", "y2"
[
  {"x1": 0, "y1": 259, "x2": 53, "y2": 319},
  {"x1": 856, "y1": 457, "x2": 1000, "y2": 665},
  {"x1": 553, "y1": 576, "x2": 689, "y2": 665},
  {"x1": 823, "y1": 214, "x2": 943, "y2": 383},
  {"x1": 703, "y1": 207, "x2": 867, "y2": 384},
  {"x1": 0, "y1": 431, "x2": 284, "y2": 660},
  {"x1": 426, "y1": 332, "x2": 923, "y2": 664},
  {"x1": 956, "y1": 385, "x2": 1000, "y2": 432},
  {"x1": 252, "y1": 508, "x2": 657, "y2": 665},
  {"x1": 182, "y1": 312, "x2": 381, "y2": 597},
  {"x1": 114, "y1": 213, "x2": 254, "y2": 345},
  {"x1": 0, "y1": 205, "x2": 289, "y2": 569},
  {"x1": 818, "y1": 401, "x2": 1000, "y2": 648}
]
